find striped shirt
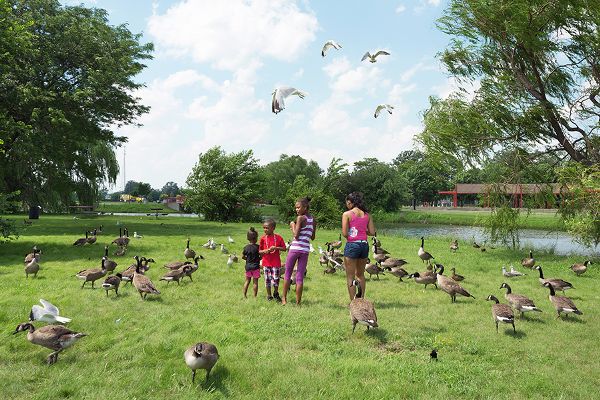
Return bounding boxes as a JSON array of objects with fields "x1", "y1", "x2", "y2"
[{"x1": 289, "y1": 215, "x2": 314, "y2": 253}]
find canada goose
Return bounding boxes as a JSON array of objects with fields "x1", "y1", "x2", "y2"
[
  {"x1": 329, "y1": 234, "x2": 342, "y2": 250},
  {"x1": 323, "y1": 265, "x2": 337, "y2": 274},
  {"x1": 29, "y1": 299, "x2": 72, "y2": 324},
  {"x1": 486, "y1": 295, "x2": 515, "y2": 333},
  {"x1": 451, "y1": 267, "x2": 465, "y2": 282},
  {"x1": 114, "y1": 246, "x2": 127, "y2": 256},
  {"x1": 24, "y1": 246, "x2": 41, "y2": 264},
  {"x1": 103, "y1": 246, "x2": 118, "y2": 272},
  {"x1": 472, "y1": 236, "x2": 481, "y2": 248},
  {"x1": 319, "y1": 254, "x2": 329, "y2": 268},
  {"x1": 521, "y1": 251, "x2": 535, "y2": 269},
  {"x1": 184, "y1": 239, "x2": 196, "y2": 259},
  {"x1": 408, "y1": 271, "x2": 437, "y2": 289},
  {"x1": 381, "y1": 257, "x2": 408, "y2": 268},
  {"x1": 183, "y1": 256, "x2": 201, "y2": 281},
  {"x1": 164, "y1": 260, "x2": 193, "y2": 271},
  {"x1": 231, "y1": 253, "x2": 238, "y2": 263},
  {"x1": 570, "y1": 260, "x2": 591, "y2": 276},
  {"x1": 133, "y1": 256, "x2": 160, "y2": 299},
  {"x1": 112, "y1": 228, "x2": 130, "y2": 247},
  {"x1": 86, "y1": 229, "x2": 97, "y2": 244},
  {"x1": 184, "y1": 342, "x2": 219, "y2": 382},
  {"x1": 372, "y1": 242, "x2": 389, "y2": 255},
  {"x1": 385, "y1": 266, "x2": 408, "y2": 281},
  {"x1": 161, "y1": 265, "x2": 192, "y2": 285},
  {"x1": 349, "y1": 279, "x2": 378, "y2": 333},
  {"x1": 75, "y1": 257, "x2": 108, "y2": 288},
  {"x1": 502, "y1": 265, "x2": 526, "y2": 277},
  {"x1": 271, "y1": 86, "x2": 306, "y2": 114},
  {"x1": 102, "y1": 273, "x2": 122, "y2": 297},
  {"x1": 435, "y1": 265, "x2": 475, "y2": 303},
  {"x1": 373, "y1": 253, "x2": 389, "y2": 263},
  {"x1": 361, "y1": 50, "x2": 390, "y2": 63},
  {"x1": 220, "y1": 243, "x2": 229, "y2": 254},
  {"x1": 72, "y1": 231, "x2": 89, "y2": 246},
  {"x1": 112, "y1": 228, "x2": 124, "y2": 245},
  {"x1": 534, "y1": 266, "x2": 573, "y2": 293},
  {"x1": 228, "y1": 235, "x2": 234, "y2": 243},
  {"x1": 122, "y1": 228, "x2": 130, "y2": 246},
  {"x1": 418, "y1": 237, "x2": 434, "y2": 264},
  {"x1": 25, "y1": 255, "x2": 40, "y2": 278},
  {"x1": 321, "y1": 39, "x2": 342, "y2": 57},
  {"x1": 450, "y1": 239, "x2": 458, "y2": 252},
  {"x1": 543, "y1": 282, "x2": 582, "y2": 318},
  {"x1": 366, "y1": 262, "x2": 385, "y2": 280},
  {"x1": 499, "y1": 283, "x2": 542, "y2": 317},
  {"x1": 13, "y1": 322, "x2": 86, "y2": 365}
]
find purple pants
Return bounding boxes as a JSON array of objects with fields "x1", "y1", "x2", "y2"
[{"x1": 284, "y1": 250, "x2": 308, "y2": 284}]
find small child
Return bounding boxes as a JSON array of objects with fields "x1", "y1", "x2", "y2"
[
  {"x1": 259, "y1": 218, "x2": 287, "y2": 302},
  {"x1": 242, "y1": 227, "x2": 261, "y2": 298}
]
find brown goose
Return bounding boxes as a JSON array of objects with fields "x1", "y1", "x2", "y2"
[
  {"x1": 164, "y1": 260, "x2": 193, "y2": 271},
  {"x1": 385, "y1": 266, "x2": 408, "y2": 281},
  {"x1": 114, "y1": 246, "x2": 127, "y2": 256},
  {"x1": 112, "y1": 228, "x2": 124, "y2": 246},
  {"x1": 521, "y1": 250, "x2": 535, "y2": 269},
  {"x1": 450, "y1": 239, "x2": 458, "y2": 252},
  {"x1": 24, "y1": 255, "x2": 40, "y2": 278},
  {"x1": 450, "y1": 267, "x2": 465, "y2": 282},
  {"x1": 112, "y1": 228, "x2": 130, "y2": 247},
  {"x1": 349, "y1": 279, "x2": 378, "y2": 333},
  {"x1": 435, "y1": 265, "x2": 475, "y2": 303},
  {"x1": 75, "y1": 257, "x2": 108, "y2": 288},
  {"x1": 120, "y1": 256, "x2": 151, "y2": 285},
  {"x1": 408, "y1": 271, "x2": 437, "y2": 289},
  {"x1": 534, "y1": 266, "x2": 573, "y2": 293},
  {"x1": 183, "y1": 256, "x2": 201, "y2": 281},
  {"x1": 372, "y1": 241, "x2": 389, "y2": 255},
  {"x1": 72, "y1": 231, "x2": 89, "y2": 246},
  {"x1": 86, "y1": 229, "x2": 97, "y2": 244},
  {"x1": 24, "y1": 246, "x2": 41, "y2": 264},
  {"x1": 102, "y1": 273, "x2": 122, "y2": 297},
  {"x1": 418, "y1": 237, "x2": 434, "y2": 265},
  {"x1": 184, "y1": 239, "x2": 196, "y2": 260},
  {"x1": 133, "y1": 256, "x2": 160, "y2": 300},
  {"x1": 570, "y1": 260, "x2": 591, "y2": 276},
  {"x1": 486, "y1": 295, "x2": 515, "y2": 333},
  {"x1": 13, "y1": 322, "x2": 86, "y2": 364},
  {"x1": 184, "y1": 342, "x2": 219, "y2": 382},
  {"x1": 323, "y1": 265, "x2": 336, "y2": 274},
  {"x1": 543, "y1": 282, "x2": 582, "y2": 318},
  {"x1": 373, "y1": 252, "x2": 389, "y2": 263},
  {"x1": 381, "y1": 257, "x2": 408, "y2": 268},
  {"x1": 499, "y1": 283, "x2": 542, "y2": 317},
  {"x1": 160, "y1": 265, "x2": 192, "y2": 285},
  {"x1": 103, "y1": 246, "x2": 118, "y2": 272},
  {"x1": 329, "y1": 234, "x2": 343, "y2": 250},
  {"x1": 365, "y1": 262, "x2": 385, "y2": 280}
]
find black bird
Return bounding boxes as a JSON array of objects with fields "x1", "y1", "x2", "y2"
[{"x1": 430, "y1": 349, "x2": 438, "y2": 361}]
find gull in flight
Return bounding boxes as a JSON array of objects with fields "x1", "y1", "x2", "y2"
[
  {"x1": 374, "y1": 104, "x2": 394, "y2": 118},
  {"x1": 361, "y1": 50, "x2": 390, "y2": 63},
  {"x1": 30, "y1": 299, "x2": 72, "y2": 324},
  {"x1": 321, "y1": 40, "x2": 342, "y2": 57},
  {"x1": 272, "y1": 86, "x2": 307, "y2": 114}
]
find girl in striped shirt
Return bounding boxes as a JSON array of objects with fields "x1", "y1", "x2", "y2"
[{"x1": 282, "y1": 197, "x2": 317, "y2": 305}]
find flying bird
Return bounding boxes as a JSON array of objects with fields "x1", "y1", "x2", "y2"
[
  {"x1": 29, "y1": 299, "x2": 72, "y2": 324},
  {"x1": 321, "y1": 40, "x2": 342, "y2": 57},
  {"x1": 272, "y1": 86, "x2": 306, "y2": 114},
  {"x1": 361, "y1": 50, "x2": 390, "y2": 63},
  {"x1": 374, "y1": 104, "x2": 394, "y2": 118}
]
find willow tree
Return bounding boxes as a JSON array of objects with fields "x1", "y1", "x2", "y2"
[
  {"x1": 0, "y1": 0, "x2": 153, "y2": 210},
  {"x1": 420, "y1": 0, "x2": 600, "y2": 246}
]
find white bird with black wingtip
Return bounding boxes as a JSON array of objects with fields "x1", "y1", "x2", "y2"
[
  {"x1": 272, "y1": 86, "x2": 307, "y2": 114},
  {"x1": 321, "y1": 40, "x2": 342, "y2": 57},
  {"x1": 361, "y1": 50, "x2": 390, "y2": 63},
  {"x1": 374, "y1": 104, "x2": 394, "y2": 118}
]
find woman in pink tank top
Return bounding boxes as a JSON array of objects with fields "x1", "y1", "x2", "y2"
[{"x1": 342, "y1": 192, "x2": 376, "y2": 301}]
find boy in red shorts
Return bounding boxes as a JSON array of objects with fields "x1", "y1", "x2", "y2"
[{"x1": 259, "y1": 218, "x2": 287, "y2": 302}]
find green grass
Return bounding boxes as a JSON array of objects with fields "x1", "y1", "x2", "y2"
[
  {"x1": 1, "y1": 215, "x2": 598, "y2": 399},
  {"x1": 376, "y1": 208, "x2": 565, "y2": 231},
  {"x1": 96, "y1": 201, "x2": 178, "y2": 213}
]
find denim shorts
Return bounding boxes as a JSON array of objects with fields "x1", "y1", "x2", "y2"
[{"x1": 344, "y1": 241, "x2": 369, "y2": 259}]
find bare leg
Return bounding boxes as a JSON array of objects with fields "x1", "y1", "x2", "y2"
[
  {"x1": 344, "y1": 257, "x2": 358, "y2": 301},
  {"x1": 243, "y1": 277, "x2": 251, "y2": 298},
  {"x1": 296, "y1": 283, "x2": 303, "y2": 305},
  {"x1": 355, "y1": 258, "x2": 367, "y2": 298},
  {"x1": 252, "y1": 278, "x2": 259, "y2": 297},
  {"x1": 282, "y1": 279, "x2": 290, "y2": 305}
]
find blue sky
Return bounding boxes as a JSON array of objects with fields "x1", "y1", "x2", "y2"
[{"x1": 63, "y1": 0, "x2": 459, "y2": 190}]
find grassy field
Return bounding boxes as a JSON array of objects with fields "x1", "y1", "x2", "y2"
[
  {"x1": 96, "y1": 201, "x2": 178, "y2": 213},
  {"x1": 0, "y1": 215, "x2": 598, "y2": 399}
]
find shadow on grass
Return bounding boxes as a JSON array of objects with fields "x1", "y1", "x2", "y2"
[
  {"x1": 376, "y1": 301, "x2": 418, "y2": 310},
  {"x1": 365, "y1": 327, "x2": 389, "y2": 343},
  {"x1": 559, "y1": 315, "x2": 586, "y2": 324},
  {"x1": 200, "y1": 365, "x2": 230, "y2": 395},
  {"x1": 518, "y1": 315, "x2": 546, "y2": 324},
  {"x1": 504, "y1": 329, "x2": 527, "y2": 339}
]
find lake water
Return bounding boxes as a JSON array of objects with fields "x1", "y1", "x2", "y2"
[{"x1": 379, "y1": 223, "x2": 599, "y2": 257}]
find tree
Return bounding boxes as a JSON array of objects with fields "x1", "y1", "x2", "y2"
[
  {"x1": 0, "y1": 0, "x2": 153, "y2": 210},
  {"x1": 349, "y1": 158, "x2": 407, "y2": 212},
  {"x1": 147, "y1": 189, "x2": 161, "y2": 202},
  {"x1": 186, "y1": 146, "x2": 262, "y2": 222},
  {"x1": 132, "y1": 182, "x2": 151, "y2": 197},
  {"x1": 421, "y1": 0, "x2": 600, "y2": 166},
  {"x1": 393, "y1": 151, "x2": 450, "y2": 206},
  {"x1": 262, "y1": 154, "x2": 322, "y2": 202},
  {"x1": 161, "y1": 181, "x2": 180, "y2": 197}
]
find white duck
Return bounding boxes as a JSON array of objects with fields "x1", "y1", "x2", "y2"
[
  {"x1": 29, "y1": 299, "x2": 72, "y2": 324},
  {"x1": 321, "y1": 40, "x2": 342, "y2": 57},
  {"x1": 272, "y1": 86, "x2": 306, "y2": 114}
]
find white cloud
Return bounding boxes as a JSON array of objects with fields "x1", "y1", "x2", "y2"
[
  {"x1": 395, "y1": 4, "x2": 406, "y2": 14},
  {"x1": 323, "y1": 56, "x2": 352, "y2": 78},
  {"x1": 293, "y1": 68, "x2": 305, "y2": 79},
  {"x1": 427, "y1": 0, "x2": 441, "y2": 6},
  {"x1": 147, "y1": 0, "x2": 318, "y2": 70}
]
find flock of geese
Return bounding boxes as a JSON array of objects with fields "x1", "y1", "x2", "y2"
[
  {"x1": 14, "y1": 225, "x2": 593, "y2": 383},
  {"x1": 272, "y1": 40, "x2": 393, "y2": 118}
]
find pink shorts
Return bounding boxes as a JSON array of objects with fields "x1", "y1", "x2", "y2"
[{"x1": 245, "y1": 269, "x2": 260, "y2": 279}]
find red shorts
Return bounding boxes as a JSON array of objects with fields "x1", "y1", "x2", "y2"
[{"x1": 245, "y1": 269, "x2": 260, "y2": 279}]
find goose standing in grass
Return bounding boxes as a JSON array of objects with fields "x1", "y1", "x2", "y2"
[
  {"x1": 418, "y1": 236, "x2": 434, "y2": 265},
  {"x1": 13, "y1": 322, "x2": 86, "y2": 365},
  {"x1": 24, "y1": 246, "x2": 41, "y2": 264},
  {"x1": 29, "y1": 299, "x2": 72, "y2": 324},
  {"x1": 103, "y1": 246, "x2": 118, "y2": 272},
  {"x1": 450, "y1": 239, "x2": 458, "y2": 252},
  {"x1": 486, "y1": 295, "x2": 516, "y2": 333},
  {"x1": 76, "y1": 257, "x2": 108, "y2": 289},
  {"x1": 349, "y1": 279, "x2": 378, "y2": 333},
  {"x1": 385, "y1": 266, "x2": 409, "y2": 281},
  {"x1": 534, "y1": 266, "x2": 573, "y2": 293},
  {"x1": 329, "y1": 234, "x2": 343, "y2": 250},
  {"x1": 102, "y1": 273, "x2": 122, "y2": 297},
  {"x1": 184, "y1": 239, "x2": 196, "y2": 260},
  {"x1": 361, "y1": 50, "x2": 390, "y2": 63},
  {"x1": 220, "y1": 243, "x2": 229, "y2": 254},
  {"x1": 112, "y1": 228, "x2": 127, "y2": 246},
  {"x1": 374, "y1": 104, "x2": 394, "y2": 118},
  {"x1": 184, "y1": 256, "x2": 201, "y2": 281},
  {"x1": 450, "y1": 267, "x2": 465, "y2": 282},
  {"x1": 160, "y1": 265, "x2": 192, "y2": 285},
  {"x1": 365, "y1": 262, "x2": 385, "y2": 280},
  {"x1": 543, "y1": 282, "x2": 582, "y2": 318},
  {"x1": 381, "y1": 257, "x2": 408, "y2": 269},
  {"x1": 321, "y1": 39, "x2": 342, "y2": 57},
  {"x1": 164, "y1": 260, "x2": 193, "y2": 271},
  {"x1": 24, "y1": 254, "x2": 40, "y2": 278},
  {"x1": 86, "y1": 229, "x2": 97, "y2": 244},
  {"x1": 271, "y1": 86, "x2": 306, "y2": 114},
  {"x1": 133, "y1": 256, "x2": 160, "y2": 300},
  {"x1": 570, "y1": 260, "x2": 591, "y2": 276},
  {"x1": 184, "y1": 342, "x2": 219, "y2": 383},
  {"x1": 435, "y1": 265, "x2": 475, "y2": 303},
  {"x1": 408, "y1": 271, "x2": 437, "y2": 289},
  {"x1": 521, "y1": 250, "x2": 535, "y2": 269},
  {"x1": 72, "y1": 231, "x2": 89, "y2": 246},
  {"x1": 499, "y1": 283, "x2": 542, "y2": 317}
]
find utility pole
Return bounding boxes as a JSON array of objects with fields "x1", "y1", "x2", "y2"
[{"x1": 123, "y1": 146, "x2": 126, "y2": 191}]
